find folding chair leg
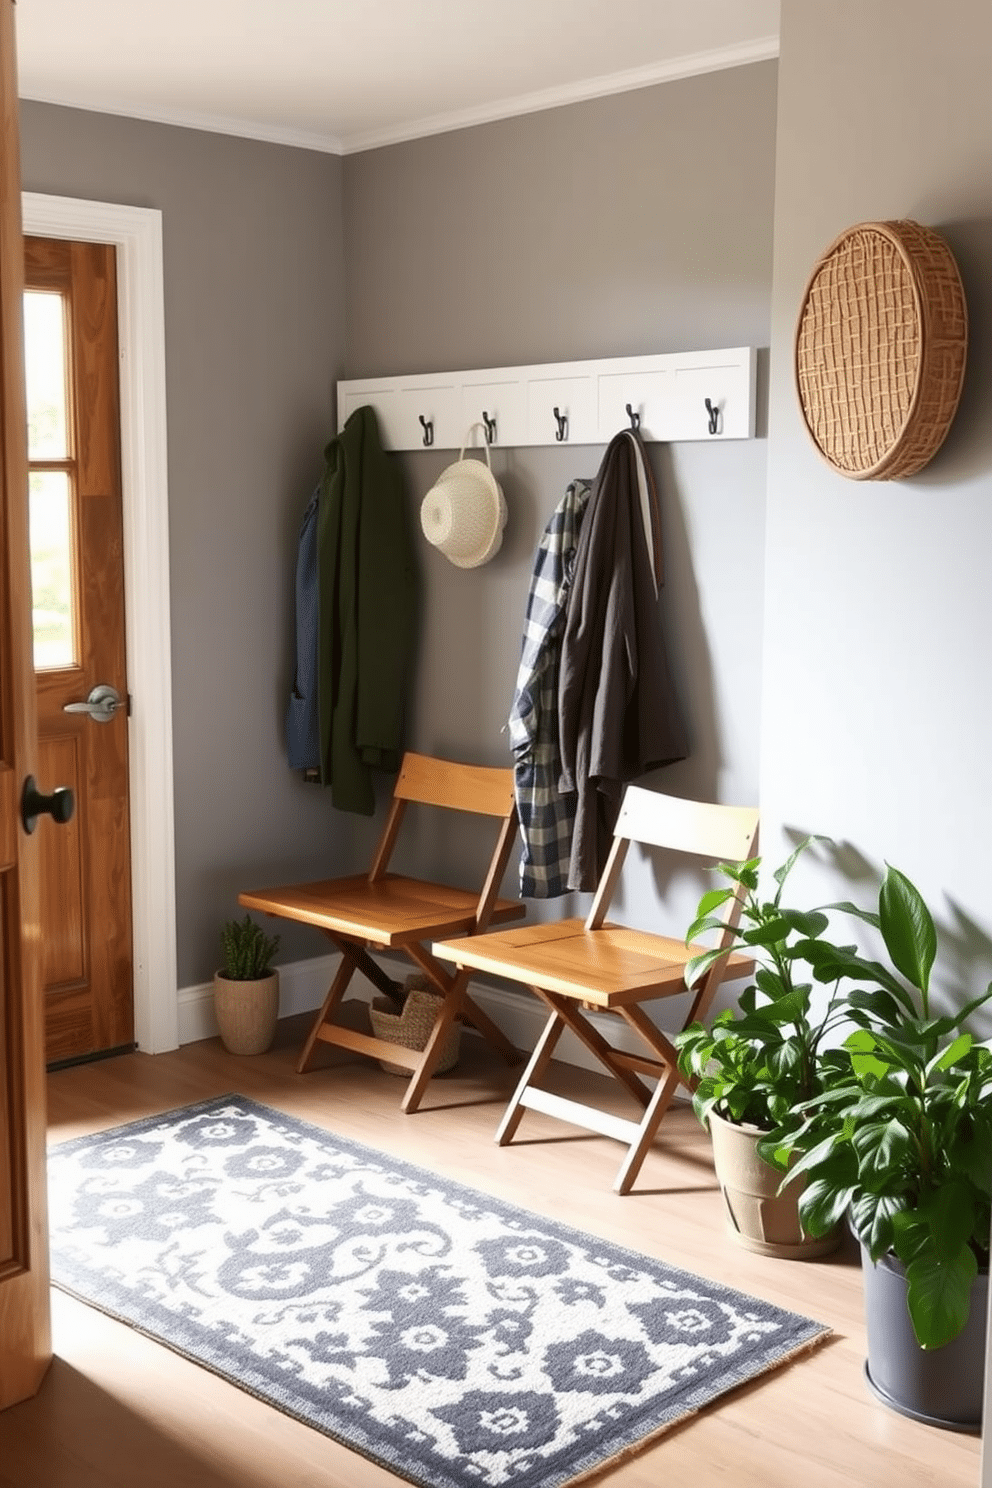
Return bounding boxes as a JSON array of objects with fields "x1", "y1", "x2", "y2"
[
  {"x1": 404, "y1": 942, "x2": 520, "y2": 1064},
  {"x1": 609, "y1": 1001, "x2": 692, "y2": 1194},
  {"x1": 613, "y1": 1063, "x2": 683, "y2": 1196},
  {"x1": 495, "y1": 1009, "x2": 567, "y2": 1147},
  {"x1": 296, "y1": 951, "x2": 359, "y2": 1073},
  {"x1": 533, "y1": 992, "x2": 653, "y2": 1108},
  {"x1": 400, "y1": 967, "x2": 471, "y2": 1114},
  {"x1": 495, "y1": 993, "x2": 688, "y2": 1193},
  {"x1": 330, "y1": 936, "x2": 403, "y2": 1005}
]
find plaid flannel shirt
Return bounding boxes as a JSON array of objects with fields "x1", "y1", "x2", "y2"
[{"x1": 507, "y1": 479, "x2": 591, "y2": 897}]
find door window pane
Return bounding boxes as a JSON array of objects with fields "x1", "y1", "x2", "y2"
[
  {"x1": 29, "y1": 470, "x2": 76, "y2": 669},
  {"x1": 24, "y1": 290, "x2": 69, "y2": 459}
]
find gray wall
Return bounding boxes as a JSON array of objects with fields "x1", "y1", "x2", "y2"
[
  {"x1": 343, "y1": 65, "x2": 777, "y2": 375},
  {"x1": 343, "y1": 61, "x2": 778, "y2": 939},
  {"x1": 19, "y1": 103, "x2": 351, "y2": 983},
  {"x1": 763, "y1": 0, "x2": 992, "y2": 1022},
  {"x1": 18, "y1": 62, "x2": 779, "y2": 988}
]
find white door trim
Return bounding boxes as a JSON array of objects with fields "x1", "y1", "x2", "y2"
[{"x1": 22, "y1": 191, "x2": 178, "y2": 1054}]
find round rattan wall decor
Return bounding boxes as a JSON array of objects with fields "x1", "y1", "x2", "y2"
[{"x1": 794, "y1": 220, "x2": 967, "y2": 480}]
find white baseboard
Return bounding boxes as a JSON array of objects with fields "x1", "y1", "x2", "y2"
[{"x1": 178, "y1": 951, "x2": 684, "y2": 1084}]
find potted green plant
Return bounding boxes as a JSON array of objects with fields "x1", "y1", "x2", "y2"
[
  {"x1": 675, "y1": 841, "x2": 846, "y2": 1258},
  {"x1": 765, "y1": 864, "x2": 992, "y2": 1430},
  {"x1": 214, "y1": 913, "x2": 281, "y2": 1055}
]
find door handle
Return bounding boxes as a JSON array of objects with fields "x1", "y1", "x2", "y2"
[
  {"x1": 21, "y1": 775, "x2": 75, "y2": 835},
  {"x1": 62, "y1": 683, "x2": 128, "y2": 724}
]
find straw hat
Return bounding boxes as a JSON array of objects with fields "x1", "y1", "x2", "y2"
[{"x1": 420, "y1": 425, "x2": 507, "y2": 568}]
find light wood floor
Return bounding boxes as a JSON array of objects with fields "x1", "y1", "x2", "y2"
[{"x1": 0, "y1": 1012, "x2": 982, "y2": 1488}]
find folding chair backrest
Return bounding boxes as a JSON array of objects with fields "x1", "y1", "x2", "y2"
[
  {"x1": 586, "y1": 784, "x2": 759, "y2": 938},
  {"x1": 583, "y1": 784, "x2": 759, "y2": 1034},
  {"x1": 613, "y1": 786, "x2": 758, "y2": 861},
  {"x1": 369, "y1": 752, "x2": 520, "y2": 930},
  {"x1": 393, "y1": 752, "x2": 518, "y2": 817}
]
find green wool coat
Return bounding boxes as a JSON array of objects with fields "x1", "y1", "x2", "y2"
[{"x1": 316, "y1": 405, "x2": 419, "y2": 814}]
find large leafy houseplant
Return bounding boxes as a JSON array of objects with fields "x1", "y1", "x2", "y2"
[
  {"x1": 675, "y1": 840, "x2": 846, "y2": 1134},
  {"x1": 674, "y1": 842, "x2": 849, "y2": 1257},
  {"x1": 764, "y1": 865, "x2": 992, "y2": 1351}
]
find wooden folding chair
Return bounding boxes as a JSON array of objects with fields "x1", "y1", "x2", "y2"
[
  {"x1": 432, "y1": 786, "x2": 759, "y2": 1192},
  {"x1": 238, "y1": 752, "x2": 526, "y2": 1112}
]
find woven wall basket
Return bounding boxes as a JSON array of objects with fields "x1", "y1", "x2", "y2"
[{"x1": 794, "y1": 220, "x2": 967, "y2": 480}]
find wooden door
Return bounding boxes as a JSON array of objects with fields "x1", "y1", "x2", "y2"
[
  {"x1": 24, "y1": 235, "x2": 133, "y2": 1066},
  {"x1": 0, "y1": 0, "x2": 53, "y2": 1408}
]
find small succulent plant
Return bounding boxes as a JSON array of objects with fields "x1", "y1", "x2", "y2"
[{"x1": 219, "y1": 914, "x2": 280, "y2": 980}]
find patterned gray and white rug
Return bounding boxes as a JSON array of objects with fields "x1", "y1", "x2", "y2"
[{"x1": 48, "y1": 1095, "x2": 829, "y2": 1488}]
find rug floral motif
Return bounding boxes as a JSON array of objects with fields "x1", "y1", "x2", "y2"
[{"x1": 47, "y1": 1095, "x2": 829, "y2": 1488}]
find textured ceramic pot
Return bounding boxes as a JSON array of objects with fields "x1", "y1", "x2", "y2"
[
  {"x1": 708, "y1": 1110, "x2": 840, "y2": 1260},
  {"x1": 861, "y1": 1244, "x2": 986, "y2": 1432},
  {"x1": 213, "y1": 970, "x2": 280, "y2": 1055}
]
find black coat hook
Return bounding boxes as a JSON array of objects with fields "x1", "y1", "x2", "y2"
[
  {"x1": 625, "y1": 403, "x2": 640, "y2": 430},
  {"x1": 419, "y1": 415, "x2": 434, "y2": 447},
  {"x1": 553, "y1": 406, "x2": 567, "y2": 442},
  {"x1": 482, "y1": 411, "x2": 496, "y2": 444},
  {"x1": 705, "y1": 398, "x2": 720, "y2": 435}
]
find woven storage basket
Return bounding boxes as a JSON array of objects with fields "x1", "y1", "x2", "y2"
[
  {"x1": 369, "y1": 977, "x2": 461, "y2": 1076},
  {"x1": 795, "y1": 220, "x2": 967, "y2": 480}
]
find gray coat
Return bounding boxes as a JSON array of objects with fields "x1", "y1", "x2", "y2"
[{"x1": 557, "y1": 429, "x2": 687, "y2": 890}]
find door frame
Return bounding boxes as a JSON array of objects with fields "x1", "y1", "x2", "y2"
[{"x1": 22, "y1": 192, "x2": 178, "y2": 1055}]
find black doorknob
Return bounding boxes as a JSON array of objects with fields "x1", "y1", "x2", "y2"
[{"x1": 21, "y1": 775, "x2": 75, "y2": 835}]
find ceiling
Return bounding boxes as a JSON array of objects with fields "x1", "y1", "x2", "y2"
[{"x1": 15, "y1": 0, "x2": 780, "y2": 155}]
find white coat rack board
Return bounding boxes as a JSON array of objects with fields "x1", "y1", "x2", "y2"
[{"x1": 337, "y1": 346, "x2": 756, "y2": 450}]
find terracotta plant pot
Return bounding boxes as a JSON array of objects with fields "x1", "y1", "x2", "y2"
[
  {"x1": 708, "y1": 1109, "x2": 840, "y2": 1259},
  {"x1": 213, "y1": 970, "x2": 280, "y2": 1055},
  {"x1": 860, "y1": 1244, "x2": 986, "y2": 1431}
]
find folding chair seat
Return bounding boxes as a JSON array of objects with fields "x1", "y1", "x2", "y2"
[
  {"x1": 432, "y1": 786, "x2": 759, "y2": 1192},
  {"x1": 238, "y1": 752, "x2": 526, "y2": 1112}
]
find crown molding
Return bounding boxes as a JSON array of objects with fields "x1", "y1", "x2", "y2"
[
  {"x1": 20, "y1": 34, "x2": 778, "y2": 159},
  {"x1": 340, "y1": 35, "x2": 779, "y2": 154},
  {"x1": 19, "y1": 88, "x2": 344, "y2": 155}
]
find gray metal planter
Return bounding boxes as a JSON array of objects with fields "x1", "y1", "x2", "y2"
[{"x1": 860, "y1": 1244, "x2": 987, "y2": 1432}]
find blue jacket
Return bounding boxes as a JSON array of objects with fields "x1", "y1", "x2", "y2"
[{"x1": 286, "y1": 486, "x2": 320, "y2": 771}]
